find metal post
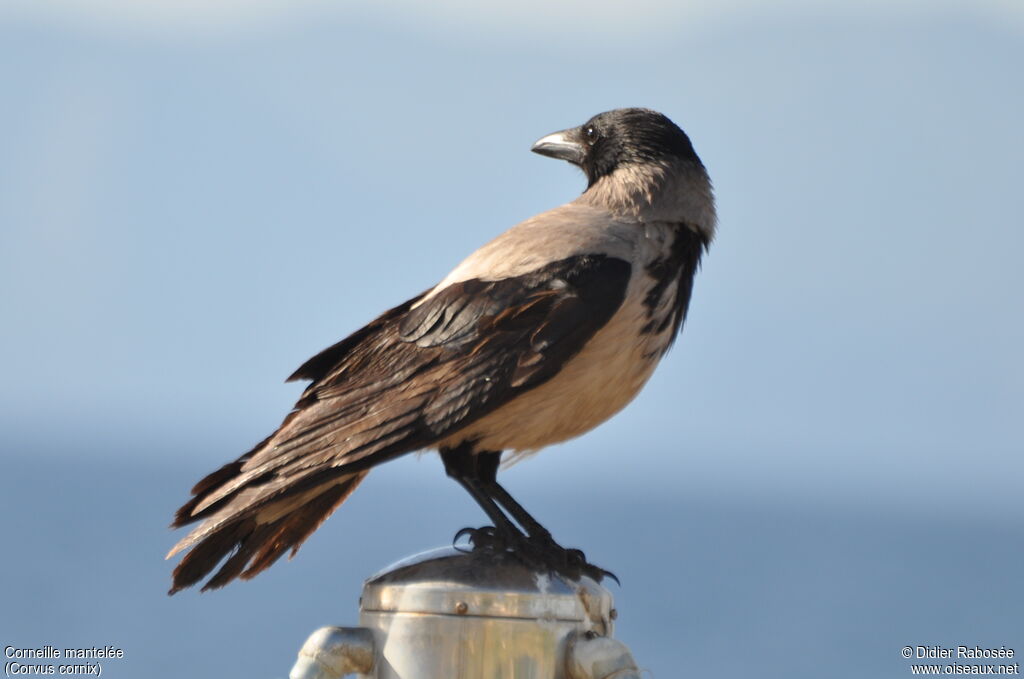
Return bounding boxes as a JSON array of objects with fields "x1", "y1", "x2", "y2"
[{"x1": 289, "y1": 547, "x2": 643, "y2": 679}]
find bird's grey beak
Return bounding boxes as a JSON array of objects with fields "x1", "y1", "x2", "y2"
[{"x1": 531, "y1": 128, "x2": 585, "y2": 165}]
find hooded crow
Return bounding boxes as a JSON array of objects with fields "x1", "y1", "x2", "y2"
[{"x1": 167, "y1": 107, "x2": 716, "y2": 593}]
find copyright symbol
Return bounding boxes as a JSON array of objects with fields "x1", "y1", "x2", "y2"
[{"x1": 902, "y1": 647, "x2": 914, "y2": 658}]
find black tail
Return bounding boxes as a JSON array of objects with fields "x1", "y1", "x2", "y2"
[{"x1": 167, "y1": 472, "x2": 367, "y2": 594}]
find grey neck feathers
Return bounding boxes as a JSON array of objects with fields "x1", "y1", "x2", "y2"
[{"x1": 576, "y1": 160, "x2": 717, "y2": 243}]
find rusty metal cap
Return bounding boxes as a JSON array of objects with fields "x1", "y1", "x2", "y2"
[{"x1": 360, "y1": 547, "x2": 614, "y2": 629}]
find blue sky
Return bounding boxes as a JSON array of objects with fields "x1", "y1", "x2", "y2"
[{"x1": 2, "y1": 2, "x2": 1022, "y2": 677}]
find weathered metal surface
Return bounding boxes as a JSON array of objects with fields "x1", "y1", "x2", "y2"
[
  {"x1": 290, "y1": 626, "x2": 375, "y2": 679},
  {"x1": 564, "y1": 633, "x2": 641, "y2": 679},
  {"x1": 290, "y1": 547, "x2": 641, "y2": 679}
]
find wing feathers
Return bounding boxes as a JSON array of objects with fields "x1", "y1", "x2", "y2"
[{"x1": 287, "y1": 293, "x2": 427, "y2": 383}]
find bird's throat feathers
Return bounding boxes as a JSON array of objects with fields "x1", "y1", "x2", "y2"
[{"x1": 578, "y1": 160, "x2": 717, "y2": 244}]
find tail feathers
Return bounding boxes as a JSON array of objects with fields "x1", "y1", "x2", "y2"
[
  {"x1": 170, "y1": 430, "x2": 282, "y2": 527},
  {"x1": 167, "y1": 472, "x2": 367, "y2": 594},
  {"x1": 171, "y1": 459, "x2": 247, "y2": 527}
]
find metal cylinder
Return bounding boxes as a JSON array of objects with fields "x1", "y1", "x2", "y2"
[{"x1": 291, "y1": 546, "x2": 641, "y2": 679}]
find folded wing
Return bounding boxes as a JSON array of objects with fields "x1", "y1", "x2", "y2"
[{"x1": 168, "y1": 254, "x2": 631, "y2": 592}]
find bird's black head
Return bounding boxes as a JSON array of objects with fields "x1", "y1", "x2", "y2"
[{"x1": 531, "y1": 108, "x2": 701, "y2": 187}]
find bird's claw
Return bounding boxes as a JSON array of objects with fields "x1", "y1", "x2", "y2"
[
  {"x1": 451, "y1": 526, "x2": 617, "y2": 584},
  {"x1": 453, "y1": 525, "x2": 503, "y2": 552},
  {"x1": 534, "y1": 543, "x2": 619, "y2": 585}
]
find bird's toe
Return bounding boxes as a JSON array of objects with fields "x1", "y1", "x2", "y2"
[{"x1": 453, "y1": 525, "x2": 506, "y2": 552}]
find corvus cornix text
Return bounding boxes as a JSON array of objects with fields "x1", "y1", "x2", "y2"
[{"x1": 168, "y1": 107, "x2": 716, "y2": 593}]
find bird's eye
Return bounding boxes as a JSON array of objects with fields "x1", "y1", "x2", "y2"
[{"x1": 584, "y1": 126, "x2": 597, "y2": 141}]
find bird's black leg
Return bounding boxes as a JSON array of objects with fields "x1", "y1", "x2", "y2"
[
  {"x1": 474, "y1": 452, "x2": 553, "y2": 541},
  {"x1": 475, "y1": 450, "x2": 616, "y2": 584},
  {"x1": 440, "y1": 443, "x2": 521, "y2": 548}
]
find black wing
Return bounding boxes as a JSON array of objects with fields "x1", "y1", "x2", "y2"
[{"x1": 168, "y1": 254, "x2": 631, "y2": 592}]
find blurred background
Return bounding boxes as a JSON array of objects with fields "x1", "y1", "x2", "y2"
[{"x1": 1, "y1": 1, "x2": 1021, "y2": 677}]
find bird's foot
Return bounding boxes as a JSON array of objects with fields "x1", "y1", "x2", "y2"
[
  {"x1": 452, "y1": 526, "x2": 617, "y2": 584},
  {"x1": 518, "y1": 535, "x2": 619, "y2": 585}
]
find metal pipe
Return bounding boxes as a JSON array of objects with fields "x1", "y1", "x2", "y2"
[{"x1": 290, "y1": 626, "x2": 375, "y2": 679}]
